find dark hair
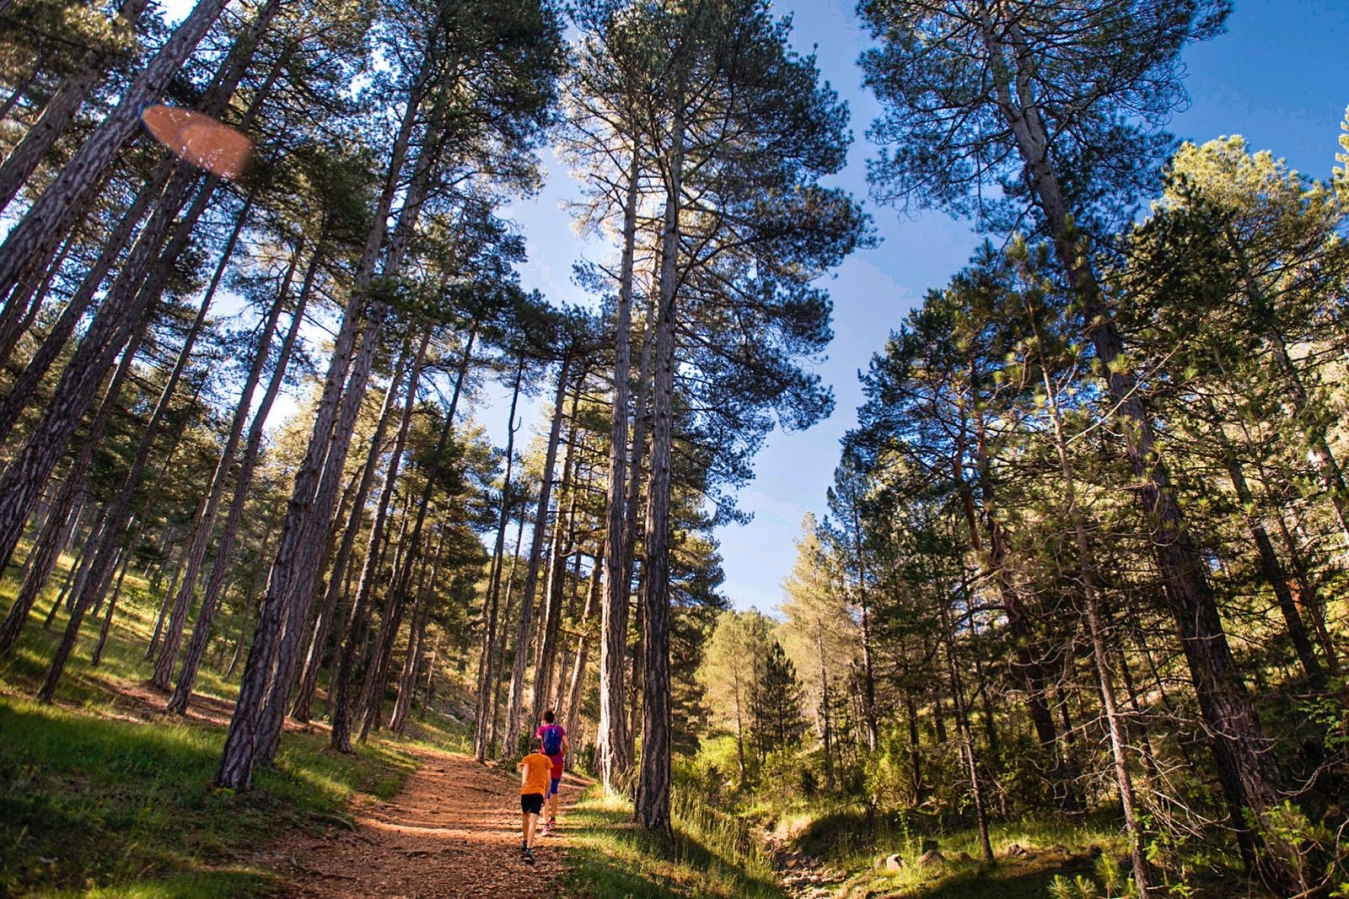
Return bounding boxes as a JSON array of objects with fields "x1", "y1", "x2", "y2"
[
  {"x1": 531, "y1": 735, "x2": 544, "y2": 750},
  {"x1": 543, "y1": 709, "x2": 555, "y2": 724}
]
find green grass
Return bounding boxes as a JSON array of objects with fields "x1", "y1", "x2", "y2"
[
  {"x1": 0, "y1": 696, "x2": 417, "y2": 897},
  {"x1": 0, "y1": 549, "x2": 430, "y2": 898},
  {"x1": 560, "y1": 790, "x2": 786, "y2": 899}
]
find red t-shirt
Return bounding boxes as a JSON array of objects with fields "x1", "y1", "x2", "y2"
[{"x1": 536, "y1": 724, "x2": 566, "y2": 775}]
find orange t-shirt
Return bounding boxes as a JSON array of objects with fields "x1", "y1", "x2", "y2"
[{"x1": 519, "y1": 752, "x2": 552, "y2": 796}]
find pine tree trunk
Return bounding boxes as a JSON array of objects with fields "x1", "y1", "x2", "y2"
[
  {"x1": 0, "y1": 351, "x2": 127, "y2": 656},
  {"x1": 391, "y1": 528, "x2": 444, "y2": 733},
  {"x1": 0, "y1": 164, "x2": 163, "y2": 445},
  {"x1": 1271, "y1": 510, "x2": 1340, "y2": 673},
  {"x1": 153, "y1": 221, "x2": 292, "y2": 691},
  {"x1": 0, "y1": 236, "x2": 73, "y2": 372},
  {"x1": 165, "y1": 255, "x2": 315, "y2": 713},
  {"x1": 146, "y1": 538, "x2": 186, "y2": 659},
  {"x1": 214, "y1": 298, "x2": 369, "y2": 787},
  {"x1": 294, "y1": 331, "x2": 425, "y2": 722},
  {"x1": 333, "y1": 327, "x2": 473, "y2": 751},
  {"x1": 598, "y1": 145, "x2": 642, "y2": 789},
  {"x1": 355, "y1": 363, "x2": 464, "y2": 745},
  {"x1": 532, "y1": 379, "x2": 582, "y2": 723},
  {"x1": 981, "y1": 16, "x2": 1293, "y2": 886},
  {"x1": 635, "y1": 118, "x2": 683, "y2": 834},
  {"x1": 91, "y1": 534, "x2": 137, "y2": 666},
  {"x1": 620, "y1": 291, "x2": 656, "y2": 767},
  {"x1": 475, "y1": 355, "x2": 525, "y2": 760},
  {"x1": 489, "y1": 514, "x2": 528, "y2": 749},
  {"x1": 0, "y1": 9, "x2": 281, "y2": 577},
  {"x1": 0, "y1": 0, "x2": 231, "y2": 302},
  {"x1": 503, "y1": 356, "x2": 572, "y2": 756},
  {"x1": 255, "y1": 309, "x2": 386, "y2": 763},
  {"x1": 938, "y1": 586, "x2": 993, "y2": 863},
  {"x1": 562, "y1": 558, "x2": 601, "y2": 730},
  {"x1": 1210, "y1": 416, "x2": 1324, "y2": 684},
  {"x1": 1034, "y1": 330, "x2": 1153, "y2": 897},
  {"x1": 0, "y1": 0, "x2": 151, "y2": 214},
  {"x1": 63, "y1": 178, "x2": 245, "y2": 682}
]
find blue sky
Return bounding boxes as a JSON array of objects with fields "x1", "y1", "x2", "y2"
[
  {"x1": 156, "y1": 0, "x2": 1349, "y2": 613},
  {"x1": 500, "y1": 0, "x2": 1349, "y2": 615}
]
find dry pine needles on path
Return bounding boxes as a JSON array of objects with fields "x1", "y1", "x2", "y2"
[{"x1": 251, "y1": 749, "x2": 584, "y2": 898}]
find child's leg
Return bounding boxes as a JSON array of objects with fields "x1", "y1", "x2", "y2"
[{"x1": 525, "y1": 810, "x2": 539, "y2": 848}]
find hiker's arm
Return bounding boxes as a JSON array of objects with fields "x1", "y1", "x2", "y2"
[{"x1": 562, "y1": 735, "x2": 570, "y2": 754}]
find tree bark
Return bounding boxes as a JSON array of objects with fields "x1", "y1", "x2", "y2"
[
  {"x1": 938, "y1": 578, "x2": 993, "y2": 864},
  {"x1": 152, "y1": 218, "x2": 291, "y2": 691},
  {"x1": 293, "y1": 330, "x2": 425, "y2": 721},
  {"x1": 0, "y1": 345, "x2": 129, "y2": 656},
  {"x1": 598, "y1": 144, "x2": 642, "y2": 790},
  {"x1": 0, "y1": 0, "x2": 233, "y2": 303},
  {"x1": 0, "y1": 5, "x2": 280, "y2": 576},
  {"x1": 166, "y1": 245, "x2": 316, "y2": 713},
  {"x1": 391, "y1": 527, "x2": 444, "y2": 733},
  {"x1": 474, "y1": 354, "x2": 525, "y2": 760},
  {"x1": 0, "y1": 0, "x2": 151, "y2": 214},
  {"x1": 562, "y1": 557, "x2": 601, "y2": 730},
  {"x1": 503, "y1": 355, "x2": 572, "y2": 756},
  {"x1": 531, "y1": 377, "x2": 583, "y2": 723},
  {"x1": 636, "y1": 114, "x2": 683, "y2": 834},
  {"x1": 978, "y1": 10, "x2": 1293, "y2": 886}
]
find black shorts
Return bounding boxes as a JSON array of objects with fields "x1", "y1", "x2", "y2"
[{"x1": 521, "y1": 793, "x2": 544, "y2": 815}]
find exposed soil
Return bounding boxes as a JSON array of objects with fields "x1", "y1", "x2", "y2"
[
  {"x1": 250, "y1": 749, "x2": 584, "y2": 898},
  {"x1": 73, "y1": 678, "x2": 584, "y2": 898}
]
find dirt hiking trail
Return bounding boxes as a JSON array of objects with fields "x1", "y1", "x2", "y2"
[{"x1": 251, "y1": 748, "x2": 585, "y2": 898}]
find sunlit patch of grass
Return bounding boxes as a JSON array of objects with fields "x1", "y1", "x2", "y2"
[
  {"x1": 560, "y1": 788, "x2": 785, "y2": 899},
  {"x1": 0, "y1": 694, "x2": 416, "y2": 897},
  {"x1": 43, "y1": 867, "x2": 280, "y2": 898}
]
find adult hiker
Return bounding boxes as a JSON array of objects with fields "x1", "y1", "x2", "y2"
[{"x1": 535, "y1": 709, "x2": 569, "y2": 835}]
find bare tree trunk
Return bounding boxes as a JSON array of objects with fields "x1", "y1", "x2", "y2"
[
  {"x1": 979, "y1": 14, "x2": 1292, "y2": 885},
  {"x1": 141, "y1": 213, "x2": 270, "y2": 687},
  {"x1": 214, "y1": 301, "x2": 370, "y2": 786},
  {"x1": 532, "y1": 378, "x2": 583, "y2": 723},
  {"x1": 598, "y1": 145, "x2": 642, "y2": 790},
  {"x1": 1032, "y1": 327, "x2": 1153, "y2": 897},
  {"x1": 166, "y1": 242, "x2": 318, "y2": 708},
  {"x1": 333, "y1": 326, "x2": 474, "y2": 751},
  {"x1": 0, "y1": 349, "x2": 129, "y2": 656},
  {"x1": 0, "y1": 0, "x2": 233, "y2": 302},
  {"x1": 503, "y1": 356, "x2": 572, "y2": 756},
  {"x1": 391, "y1": 527, "x2": 444, "y2": 733},
  {"x1": 562, "y1": 557, "x2": 601, "y2": 730},
  {"x1": 0, "y1": 236, "x2": 73, "y2": 372},
  {"x1": 489, "y1": 513, "x2": 528, "y2": 749},
  {"x1": 474, "y1": 355, "x2": 525, "y2": 760},
  {"x1": 619, "y1": 291, "x2": 656, "y2": 767},
  {"x1": 937, "y1": 581, "x2": 993, "y2": 863},
  {"x1": 91, "y1": 533, "x2": 137, "y2": 666},
  {"x1": 54, "y1": 177, "x2": 249, "y2": 699},
  {"x1": 1271, "y1": 510, "x2": 1340, "y2": 673},
  {"x1": 0, "y1": 0, "x2": 151, "y2": 214},
  {"x1": 1210, "y1": 413, "x2": 1324, "y2": 685},
  {"x1": 294, "y1": 331, "x2": 426, "y2": 721},
  {"x1": 636, "y1": 116, "x2": 683, "y2": 834},
  {"x1": 145, "y1": 538, "x2": 185, "y2": 658},
  {"x1": 0, "y1": 10, "x2": 281, "y2": 577}
]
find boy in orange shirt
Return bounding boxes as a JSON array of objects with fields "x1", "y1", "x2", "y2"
[{"x1": 517, "y1": 735, "x2": 553, "y2": 864}]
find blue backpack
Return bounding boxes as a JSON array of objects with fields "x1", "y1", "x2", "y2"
[{"x1": 542, "y1": 725, "x2": 563, "y2": 757}]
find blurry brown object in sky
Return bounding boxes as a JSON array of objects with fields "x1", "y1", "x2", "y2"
[{"x1": 141, "y1": 105, "x2": 252, "y2": 179}]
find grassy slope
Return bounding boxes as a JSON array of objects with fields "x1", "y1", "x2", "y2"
[
  {"x1": 560, "y1": 791, "x2": 785, "y2": 899},
  {"x1": 0, "y1": 554, "x2": 428, "y2": 898}
]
